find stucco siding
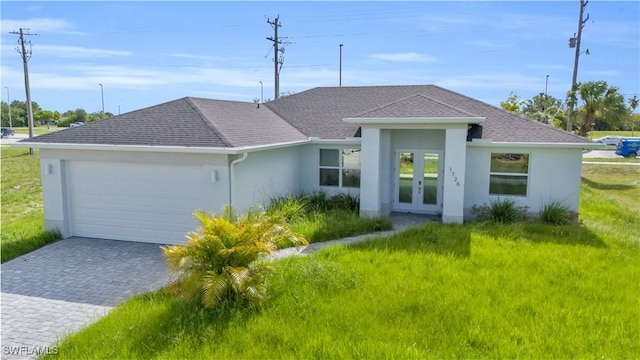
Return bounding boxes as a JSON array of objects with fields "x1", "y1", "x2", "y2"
[
  {"x1": 390, "y1": 129, "x2": 445, "y2": 150},
  {"x1": 232, "y1": 146, "x2": 303, "y2": 212},
  {"x1": 464, "y1": 146, "x2": 583, "y2": 217}
]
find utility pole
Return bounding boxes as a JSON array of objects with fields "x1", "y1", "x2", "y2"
[
  {"x1": 267, "y1": 16, "x2": 285, "y2": 100},
  {"x1": 10, "y1": 28, "x2": 38, "y2": 154},
  {"x1": 4, "y1": 87, "x2": 11, "y2": 128},
  {"x1": 567, "y1": 0, "x2": 589, "y2": 133}
]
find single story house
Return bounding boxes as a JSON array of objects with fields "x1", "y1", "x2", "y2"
[{"x1": 17, "y1": 85, "x2": 595, "y2": 244}]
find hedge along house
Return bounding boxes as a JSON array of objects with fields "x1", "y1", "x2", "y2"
[{"x1": 17, "y1": 85, "x2": 595, "y2": 244}]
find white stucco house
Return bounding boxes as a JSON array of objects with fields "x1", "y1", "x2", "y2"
[{"x1": 17, "y1": 85, "x2": 595, "y2": 244}]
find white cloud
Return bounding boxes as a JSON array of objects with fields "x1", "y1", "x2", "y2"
[
  {"x1": 37, "y1": 45, "x2": 132, "y2": 58},
  {"x1": 1, "y1": 18, "x2": 81, "y2": 34},
  {"x1": 371, "y1": 52, "x2": 437, "y2": 63},
  {"x1": 584, "y1": 69, "x2": 621, "y2": 77}
]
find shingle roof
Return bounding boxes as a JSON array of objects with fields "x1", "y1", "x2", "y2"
[
  {"x1": 266, "y1": 85, "x2": 592, "y2": 144},
  {"x1": 352, "y1": 94, "x2": 480, "y2": 119},
  {"x1": 24, "y1": 97, "x2": 306, "y2": 147},
  {"x1": 24, "y1": 85, "x2": 592, "y2": 147}
]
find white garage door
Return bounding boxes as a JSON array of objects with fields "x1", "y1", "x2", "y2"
[{"x1": 67, "y1": 161, "x2": 215, "y2": 244}]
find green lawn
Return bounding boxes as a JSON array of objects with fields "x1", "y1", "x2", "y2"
[
  {"x1": 590, "y1": 130, "x2": 640, "y2": 139},
  {"x1": 11, "y1": 126, "x2": 63, "y2": 135},
  {"x1": 45, "y1": 164, "x2": 639, "y2": 359},
  {"x1": 0, "y1": 147, "x2": 59, "y2": 262}
]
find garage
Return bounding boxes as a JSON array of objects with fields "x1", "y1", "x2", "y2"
[{"x1": 66, "y1": 161, "x2": 219, "y2": 244}]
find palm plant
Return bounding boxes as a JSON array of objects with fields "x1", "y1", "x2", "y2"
[
  {"x1": 162, "y1": 206, "x2": 307, "y2": 308},
  {"x1": 574, "y1": 81, "x2": 628, "y2": 136}
]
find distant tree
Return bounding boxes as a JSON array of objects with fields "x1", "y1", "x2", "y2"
[
  {"x1": 574, "y1": 81, "x2": 628, "y2": 136},
  {"x1": 58, "y1": 108, "x2": 87, "y2": 127},
  {"x1": 521, "y1": 93, "x2": 564, "y2": 124},
  {"x1": 1, "y1": 100, "x2": 41, "y2": 127},
  {"x1": 628, "y1": 96, "x2": 639, "y2": 135},
  {"x1": 500, "y1": 92, "x2": 522, "y2": 113},
  {"x1": 34, "y1": 110, "x2": 61, "y2": 128}
]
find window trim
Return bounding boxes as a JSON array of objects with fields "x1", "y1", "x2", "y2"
[
  {"x1": 318, "y1": 148, "x2": 361, "y2": 189},
  {"x1": 489, "y1": 153, "x2": 530, "y2": 197}
]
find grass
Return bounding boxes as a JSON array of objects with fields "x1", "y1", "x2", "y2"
[
  {"x1": 581, "y1": 163, "x2": 639, "y2": 212},
  {"x1": 45, "y1": 165, "x2": 639, "y2": 359},
  {"x1": 590, "y1": 130, "x2": 639, "y2": 139},
  {"x1": 1, "y1": 147, "x2": 60, "y2": 262},
  {"x1": 266, "y1": 192, "x2": 392, "y2": 245},
  {"x1": 11, "y1": 126, "x2": 62, "y2": 135},
  {"x1": 582, "y1": 157, "x2": 640, "y2": 163}
]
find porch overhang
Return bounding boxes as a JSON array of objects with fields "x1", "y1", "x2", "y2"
[{"x1": 344, "y1": 116, "x2": 485, "y2": 127}]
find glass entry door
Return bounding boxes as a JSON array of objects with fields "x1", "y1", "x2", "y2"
[{"x1": 394, "y1": 150, "x2": 443, "y2": 213}]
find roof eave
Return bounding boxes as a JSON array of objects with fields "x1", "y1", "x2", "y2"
[
  {"x1": 12, "y1": 139, "x2": 311, "y2": 154},
  {"x1": 344, "y1": 116, "x2": 485, "y2": 124},
  {"x1": 467, "y1": 140, "x2": 600, "y2": 148}
]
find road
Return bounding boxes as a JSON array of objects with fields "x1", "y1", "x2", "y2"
[{"x1": 0, "y1": 133, "x2": 29, "y2": 146}]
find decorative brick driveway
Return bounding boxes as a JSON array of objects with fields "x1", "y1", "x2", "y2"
[{"x1": 1, "y1": 238, "x2": 169, "y2": 360}]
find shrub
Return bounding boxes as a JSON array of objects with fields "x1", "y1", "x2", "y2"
[
  {"x1": 489, "y1": 198, "x2": 518, "y2": 223},
  {"x1": 306, "y1": 191, "x2": 330, "y2": 212},
  {"x1": 162, "y1": 206, "x2": 307, "y2": 309},
  {"x1": 539, "y1": 200, "x2": 572, "y2": 225},
  {"x1": 266, "y1": 195, "x2": 307, "y2": 222},
  {"x1": 328, "y1": 192, "x2": 360, "y2": 213}
]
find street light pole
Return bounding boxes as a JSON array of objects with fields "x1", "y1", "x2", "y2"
[
  {"x1": 259, "y1": 81, "x2": 264, "y2": 104},
  {"x1": 545, "y1": 75, "x2": 549, "y2": 95},
  {"x1": 4, "y1": 87, "x2": 11, "y2": 128},
  {"x1": 99, "y1": 84, "x2": 104, "y2": 118},
  {"x1": 339, "y1": 44, "x2": 343, "y2": 87}
]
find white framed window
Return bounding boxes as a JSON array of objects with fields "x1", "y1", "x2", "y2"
[
  {"x1": 489, "y1": 153, "x2": 529, "y2": 196},
  {"x1": 319, "y1": 149, "x2": 360, "y2": 188}
]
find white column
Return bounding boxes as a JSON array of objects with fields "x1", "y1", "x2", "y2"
[
  {"x1": 442, "y1": 127, "x2": 467, "y2": 223},
  {"x1": 359, "y1": 127, "x2": 382, "y2": 217}
]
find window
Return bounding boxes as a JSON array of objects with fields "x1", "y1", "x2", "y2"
[
  {"x1": 319, "y1": 149, "x2": 361, "y2": 188},
  {"x1": 489, "y1": 153, "x2": 529, "y2": 196}
]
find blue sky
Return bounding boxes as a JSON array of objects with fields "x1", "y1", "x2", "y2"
[{"x1": 1, "y1": 1, "x2": 638, "y2": 115}]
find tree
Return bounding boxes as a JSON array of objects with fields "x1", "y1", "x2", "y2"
[
  {"x1": 521, "y1": 93, "x2": 564, "y2": 124},
  {"x1": 629, "y1": 96, "x2": 639, "y2": 136},
  {"x1": 500, "y1": 92, "x2": 522, "y2": 113},
  {"x1": 573, "y1": 81, "x2": 628, "y2": 136},
  {"x1": 59, "y1": 108, "x2": 88, "y2": 127},
  {"x1": 34, "y1": 110, "x2": 60, "y2": 128}
]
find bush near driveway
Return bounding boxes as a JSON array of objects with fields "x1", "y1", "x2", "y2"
[{"x1": 162, "y1": 207, "x2": 307, "y2": 309}]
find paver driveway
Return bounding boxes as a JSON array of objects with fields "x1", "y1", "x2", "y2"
[{"x1": 1, "y1": 237, "x2": 169, "y2": 360}]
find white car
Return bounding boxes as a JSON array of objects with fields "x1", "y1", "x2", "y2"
[
  {"x1": 70, "y1": 122, "x2": 85, "y2": 127},
  {"x1": 593, "y1": 135, "x2": 622, "y2": 146}
]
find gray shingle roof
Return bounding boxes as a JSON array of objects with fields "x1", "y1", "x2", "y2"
[
  {"x1": 352, "y1": 94, "x2": 480, "y2": 119},
  {"x1": 24, "y1": 97, "x2": 306, "y2": 147},
  {"x1": 266, "y1": 85, "x2": 592, "y2": 144},
  {"x1": 24, "y1": 85, "x2": 592, "y2": 147}
]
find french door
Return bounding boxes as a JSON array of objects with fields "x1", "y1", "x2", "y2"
[{"x1": 394, "y1": 150, "x2": 443, "y2": 213}]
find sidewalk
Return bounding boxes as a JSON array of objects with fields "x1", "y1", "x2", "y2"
[{"x1": 274, "y1": 212, "x2": 436, "y2": 259}]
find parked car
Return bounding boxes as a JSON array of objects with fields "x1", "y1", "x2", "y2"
[
  {"x1": 1, "y1": 127, "x2": 15, "y2": 138},
  {"x1": 593, "y1": 135, "x2": 623, "y2": 146},
  {"x1": 615, "y1": 138, "x2": 640, "y2": 158},
  {"x1": 70, "y1": 122, "x2": 85, "y2": 127}
]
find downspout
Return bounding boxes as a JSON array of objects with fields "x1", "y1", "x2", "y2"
[{"x1": 229, "y1": 152, "x2": 248, "y2": 210}]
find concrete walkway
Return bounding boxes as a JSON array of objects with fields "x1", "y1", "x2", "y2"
[{"x1": 0, "y1": 213, "x2": 433, "y2": 359}]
